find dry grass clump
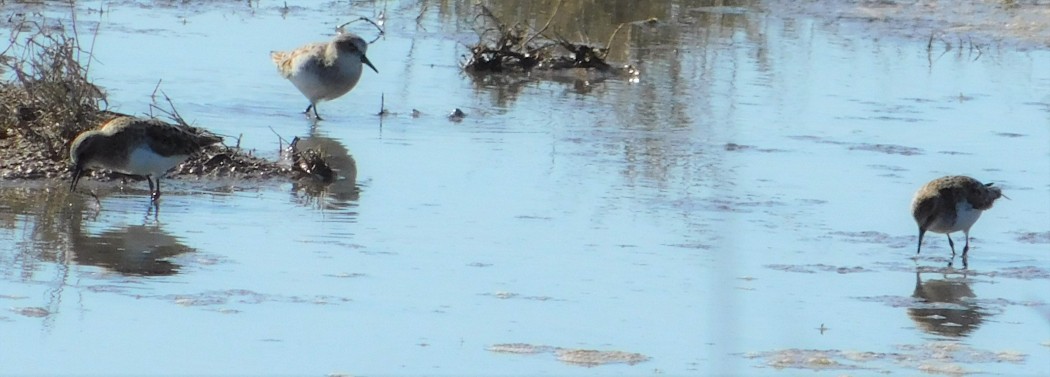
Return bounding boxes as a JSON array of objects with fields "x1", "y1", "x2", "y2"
[
  {"x1": 0, "y1": 19, "x2": 106, "y2": 159},
  {"x1": 0, "y1": 18, "x2": 108, "y2": 178},
  {"x1": 462, "y1": 4, "x2": 635, "y2": 75}
]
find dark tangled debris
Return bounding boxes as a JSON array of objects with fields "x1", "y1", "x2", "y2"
[
  {"x1": 463, "y1": 5, "x2": 637, "y2": 76},
  {"x1": 169, "y1": 143, "x2": 289, "y2": 180},
  {"x1": 0, "y1": 20, "x2": 330, "y2": 185},
  {"x1": 448, "y1": 108, "x2": 466, "y2": 122},
  {"x1": 287, "y1": 136, "x2": 335, "y2": 183},
  {"x1": 464, "y1": 8, "x2": 544, "y2": 73}
]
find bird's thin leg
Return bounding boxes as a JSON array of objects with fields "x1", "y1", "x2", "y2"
[
  {"x1": 303, "y1": 104, "x2": 323, "y2": 120},
  {"x1": 962, "y1": 230, "x2": 970, "y2": 256},
  {"x1": 916, "y1": 228, "x2": 926, "y2": 254},
  {"x1": 312, "y1": 106, "x2": 323, "y2": 121},
  {"x1": 148, "y1": 177, "x2": 161, "y2": 202},
  {"x1": 946, "y1": 234, "x2": 956, "y2": 256}
]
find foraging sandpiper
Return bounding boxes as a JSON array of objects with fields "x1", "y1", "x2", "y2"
[
  {"x1": 911, "y1": 175, "x2": 1004, "y2": 257},
  {"x1": 69, "y1": 116, "x2": 222, "y2": 201},
  {"x1": 271, "y1": 32, "x2": 378, "y2": 120}
]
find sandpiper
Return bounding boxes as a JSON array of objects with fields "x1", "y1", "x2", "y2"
[
  {"x1": 270, "y1": 32, "x2": 378, "y2": 120},
  {"x1": 69, "y1": 116, "x2": 222, "y2": 201},
  {"x1": 911, "y1": 175, "x2": 1004, "y2": 256}
]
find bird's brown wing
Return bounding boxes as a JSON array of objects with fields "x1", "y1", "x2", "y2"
[
  {"x1": 271, "y1": 43, "x2": 327, "y2": 78},
  {"x1": 912, "y1": 195, "x2": 940, "y2": 230},
  {"x1": 131, "y1": 119, "x2": 221, "y2": 157}
]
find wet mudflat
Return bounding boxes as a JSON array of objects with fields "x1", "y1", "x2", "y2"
[{"x1": 1, "y1": 1, "x2": 1049, "y2": 375}]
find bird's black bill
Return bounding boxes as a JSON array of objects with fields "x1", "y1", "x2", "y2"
[
  {"x1": 916, "y1": 228, "x2": 925, "y2": 254},
  {"x1": 69, "y1": 167, "x2": 84, "y2": 193},
  {"x1": 361, "y1": 55, "x2": 378, "y2": 73}
]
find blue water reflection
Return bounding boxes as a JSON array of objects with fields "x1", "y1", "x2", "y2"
[{"x1": 0, "y1": 1, "x2": 1048, "y2": 376}]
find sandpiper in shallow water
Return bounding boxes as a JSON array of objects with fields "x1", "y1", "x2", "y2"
[
  {"x1": 911, "y1": 175, "x2": 1004, "y2": 257},
  {"x1": 69, "y1": 116, "x2": 222, "y2": 201},
  {"x1": 270, "y1": 32, "x2": 378, "y2": 120}
]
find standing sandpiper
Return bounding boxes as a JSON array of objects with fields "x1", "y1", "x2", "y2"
[
  {"x1": 270, "y1": 32, "x2": 378, "y2": 120},
  {"x1": 69, "y1": 116, "x2": 222, "y2": 201},
  {"x1": 911, "y1": 175, "x2": 1004, "y2": 257}
]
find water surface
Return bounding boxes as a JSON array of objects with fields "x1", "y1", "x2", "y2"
[{"x1": 1, "y1": 1, "x2": 1048, "y2": 375}]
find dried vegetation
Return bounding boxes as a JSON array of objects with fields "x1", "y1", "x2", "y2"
[
  {"x1": 0, "y1": 18, "x2": 106, "y2": 179},
  {"x1": 462, "y1": 4, "x2": 638, "y2": 77}
]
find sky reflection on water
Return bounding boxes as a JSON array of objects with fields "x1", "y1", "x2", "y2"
[{"x1": 1, "y1": 1, "x2": 1048, "y2": 375}]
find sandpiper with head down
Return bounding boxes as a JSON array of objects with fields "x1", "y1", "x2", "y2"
[
  {"x1": 911, "y1": 175, "x2": 1004, "y2": 257},
  {"x1": 69, "y1": 116, "x2": 222, "y2": 202},
  {"x1": 271, "y1": 32, "x2": 378, "y2": 120}
]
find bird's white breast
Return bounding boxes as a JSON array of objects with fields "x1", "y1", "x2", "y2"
[
  {"x1": 928, "y1": 200, "x2": 983, "y2": 234},
  {"x1": 287, "y1": 49, "x2": 364, "y2": 103},
  {"x1": 951, "y1": 200, "x2": 983, "y2": 232},
  {"x1": 123, "y1": 145, "x2": 189, "y2": 178}
]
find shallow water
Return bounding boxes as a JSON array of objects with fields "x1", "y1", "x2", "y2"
[{"x1": 2, "y1": 1, "x2": 1049, "y2": 375}]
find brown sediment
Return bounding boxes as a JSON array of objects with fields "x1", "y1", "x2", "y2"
[
  {"x1": 486, "y1": 343, "x2": 650, "y2": 367},
  {"x1": 0, "y1": 19, "x2": 331, "y2": 185},
  {"x1": 554, "y1": 348, "x2": 650, "y2": 366},
  {"x1": 747, "y1": 342, "x2": 1026, "y2": 373}
]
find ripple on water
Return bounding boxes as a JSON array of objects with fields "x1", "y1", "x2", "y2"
[
  {"x1": 828, "y1": 230, "x2": 914, "y2": 248},
  {"x1": 480, "y1": 291, "x2": 559, "y2": 301},
  {"x1": 847, "y1": 143, "x2": 924, "y2": 156},
  {"x1": 158, "y1": 289, "x2": 352, "y2": 308},
  {"x1": 1015, "y1": 231, "x2": 1050, "y2": 244},
  {"x1": 10, "y1": 306, "x2": 50, "y2": 318},
  {"x1": 995, "y1": 266, "x2": 1050, "y2": 280},
  {"x1": 788, "y1": 135, "x2": 925, "y2": 156},
  {"x1": 723, "y1": 143, "x2": 788, "y2": 153},
  {"x1": 765, "y1": 263, "x2": 874, "y2": 274}
]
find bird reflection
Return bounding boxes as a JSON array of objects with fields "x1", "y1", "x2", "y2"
[
  {"x1": 907, "y1": 271, "x2": 984, "y2": 337},
  {"x1": 72, "y1": 224, "x2": 194, "y2": 276},
  {"x1": 288, "y1": 134, "x2": 360, "y2": 211}
]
